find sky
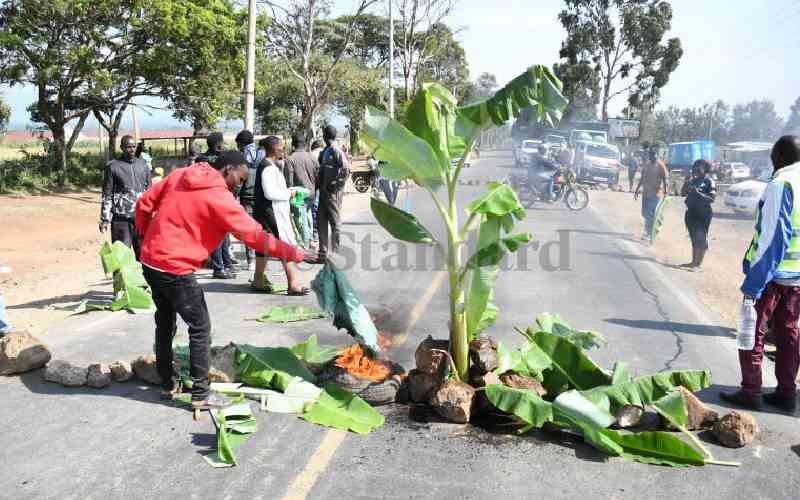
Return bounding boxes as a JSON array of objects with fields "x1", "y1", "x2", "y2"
[{"x1": 2, "y1": 0, "x2": 799, "y2": 130}]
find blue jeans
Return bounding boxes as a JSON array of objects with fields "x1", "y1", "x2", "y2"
[
  {"x1": 209, "y1": 234, "x2": 233, "y2": 271},
  {"x1": 311, "y1": 192, "x2": 319, "y2": 241},
  {"x1": 641, "y1": 195, "x2": 661, "y2": 235},
  {"x1": 0, "y1": 294, "x2": 11, "y2": 335}
]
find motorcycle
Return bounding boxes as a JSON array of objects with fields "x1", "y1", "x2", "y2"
[
  {"x1": 510, "y1": 164, "x2": 590, "y2": 211},
  {"x1": 351, "y1": 170, "x2": 375, "y2": 193}
]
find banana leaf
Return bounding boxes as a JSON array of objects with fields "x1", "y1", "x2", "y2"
[
  {"x1": 553, "y1": 390, "x2": 616, "y2": 429},
  {"x1": 290, "y1": 335, "x2": 341, "y2": 367},
  {"x1": 362, "y1": 106, "x2": 444, "y2": 190},
  {"x1": 526, "y1": 313, "x2": 606, "y2": 350},
  {"x1": 650, "y1": 196, "x2": 671, "y2": 243},
  {"x1": 93, "y1": 241, "x2": 154, "y2": 313},
  {"x1": 203, "y1": 400, "x2": 259, "y2": 468},
  {"x1": 532, "y1": 331, "x2": 612, "y2": 396},
  {"x1": 404, "y1": 83, "x2": 462, "y2": 172},
  {"x1": 370, "y1": 196, "x2": 435, "y2": 245},
  {"x1": 235, "y1": 345, "x2": 315, "y2": 392},
  {"x1": 652, "y1": 389, "x2": 689, "y2": 429},
  {"x1": 495, "y1": 341, "x2": 551, "y2": 379},
  {"x1": 464, "y1": 233, "x2": 532, "y2": 269},
  {"x1": 263, "y1": 377, "x2": 323, "y2": 413},
  {"x1": 610, "y1": 361, "x2": 632, "y2": 385},
  {"x1": 607, "y1": 430, "x2": 706, "y2": 467},
  {"x1": 302, "y1": 384, "x2": 385, "y2": 435},
  {"x1": 255, "y1": 305, "x2": 327, "y2": 323},
  {"x1": 581, "y1": 370, "x2": 711, "y2": 414},
  {"x1": 485, "y1": 384, "x2": 553, "y2": 427},
  {"x1": 465, "y1": 267, "x2": 498, "y2": 340},
  {"x1": 467, "y1": 182, "x2": 526, "y2": 220}
]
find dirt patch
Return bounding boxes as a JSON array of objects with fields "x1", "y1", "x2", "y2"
[{"x1": 591, "y1": 179, "x2": 754, "y2": 328}]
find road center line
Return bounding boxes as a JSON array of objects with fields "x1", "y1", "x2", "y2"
[{"x1": 280, "y1": 269, "x2": 447, "y2": 500}]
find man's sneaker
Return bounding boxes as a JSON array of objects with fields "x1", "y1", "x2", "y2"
[
  {"x1": 191, "y1": 392, "x2": 233, "y2": 410},
  {"x1": 763, "y1": 392, "x2": 797, "y2": 412},
  {"x1": 720, "y1": 390, "x2": 761, "y2": 409},
  {"x1": 213, "y1": 269, "x2": 235, "y2": 279}
]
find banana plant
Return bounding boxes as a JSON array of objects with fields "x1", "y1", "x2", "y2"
[{"x1": 362, "y1": 65, "x2": 567, "y2": 379}]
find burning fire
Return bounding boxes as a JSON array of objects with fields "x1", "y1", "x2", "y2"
[{"x1": 335, "y1": 344, "x2": 390, "y2": 382}]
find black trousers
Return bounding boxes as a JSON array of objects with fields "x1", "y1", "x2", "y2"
[
  {"x1": 111, "y1": 218, "x2": 141, "y2": 260},
  {"x1": 317, "y1": 192, "x2": 343, "y2": 256},
  {"x1": 143, "y1": 266, "x2": 211, "y2": 400},
  {"x1": 685, "y1": 207, "x2": 712, "y2": 250}
]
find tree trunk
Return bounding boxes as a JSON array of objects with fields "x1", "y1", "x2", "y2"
[
  {"x1": 301, "y1": 104, "x2": 316, "y2": 147},
  {"x1": 601, "y1": 75, "x2": 612, "y2": 122},
  {"x1": 52, "y1": 126, "x2": 68, "y2": 187},
  {"x1": 349, "y1": 118, "x2": 360, "y2": 156}
]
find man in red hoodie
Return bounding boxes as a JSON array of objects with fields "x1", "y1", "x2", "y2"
[{"x1": 136, "y1": 150, "x2": 314, "y2": 409}]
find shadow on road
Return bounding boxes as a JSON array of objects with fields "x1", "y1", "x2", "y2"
[
  {"x1": 604, "y1": 317, "x2": 735, "y2": 338},
  {"x1": 8, "y1": 290, "x2": 113, "y2": 311},
  {"x1": 569, "y1": 229, "x2": 635, "y2": 239},
  {"x1": 588, "y1": 250, "x2": 657, "y2": 263}
]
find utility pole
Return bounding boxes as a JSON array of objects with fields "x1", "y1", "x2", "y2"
[
  {"x1": 244, "y1": 0, "x2": 257, "y2": 132},
  {"x1": 388, "y1": 0, "x2": 395, "y2": 118}
]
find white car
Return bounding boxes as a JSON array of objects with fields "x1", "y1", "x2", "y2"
[
  {"x1": 723, "y1": 171, "x2": 771, "y2": 215},
  {"x1": 514, "y1": 140, "x2": 542, "y2": 166},
  {"x1": 722, "y1": 162, "x2": 751, "y2": 181}
]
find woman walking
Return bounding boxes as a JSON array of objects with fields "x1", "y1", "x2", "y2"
[
  {"x1": 252, "y1": 136, "x2": 310, "y2": 295},
  {"x1": 681, "y1": 159, "x2": 717, "y2": 271}
]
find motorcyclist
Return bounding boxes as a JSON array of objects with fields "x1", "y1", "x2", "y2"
[{"x1": 527, "y1": 145, "x2": 558, "y2": 201}]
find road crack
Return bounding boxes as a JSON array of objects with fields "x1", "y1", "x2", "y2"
[{"x1": 618, "y1": 254, "x2": 684, "y2": 371}]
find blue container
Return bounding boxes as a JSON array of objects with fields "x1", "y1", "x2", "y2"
[{"x1": 668, "y1": 141, "x2": 716, "y2": 167}]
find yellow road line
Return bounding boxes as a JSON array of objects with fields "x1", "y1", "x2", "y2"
[{"x1": 280, "y1": 270, "x2": 447, "y2": 500}]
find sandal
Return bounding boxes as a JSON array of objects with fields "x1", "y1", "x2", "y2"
[{"x1": 287, "y1": 287, "x2": 311, "y2": 296}]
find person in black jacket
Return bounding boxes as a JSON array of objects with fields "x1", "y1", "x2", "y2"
[
  {"x1": 315, "y1": 125, "x2": 351, "y2": 262},
  {"x1": 99, "y1": 135, "x2": 151, "y2": 259},
  {"x1": 680, "y1": 159, "x2": 716, "y2": 271}
]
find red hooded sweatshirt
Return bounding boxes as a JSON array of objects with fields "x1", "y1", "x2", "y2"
[{"x1": 135, "y1": 163, "x2": 304, "y2": 275}]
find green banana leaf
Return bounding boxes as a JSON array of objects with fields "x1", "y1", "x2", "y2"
[
  {"x1": 465, "y1": 266, "x2": 498, "y2": 340},
  {"x1": 495, "y1": 340, "x2": 551, "y2": 379},
  {"x1": 404, "y1": 83, "x2": 462, "y2": 172},
  {"x1": 290, "y1": 335, "x2": 341, "y2": 367},
  {"x1": 255, "y1": 305, "x2": 327, "y2": 323},
  {"x1": 608, "y1": 430, "x2": 706, "y2": 467},
  {"x1": 650, "y1": 196, "x2": 671, "y2": 243},
  {"x1": 485, "y1": 384, "x2": 553, "y2": 427},
  {"x1": 553, "y1": 390, "x2": 616, "y2": 429},
  {"x1": 652, "y1": 389, "x2": 689, "y2": 429},
  {"x1": 370, "y1": 196, "x2": 435, "y2": 245},
  {"x1": 465, "y1": 233, "x2": 532, "y2": 269},
  {"x1": 263, "y1": 377, "x2": 323, "y2": 413},
  {"x1": 458, "y1": 65, "x2": 567, "y2": 133},
  {"x1": 302, "y1": 384, "x2": 385, "y2": 435},
  {"x1": 527, "y1": 313, "x2": 606, "y2": 350},
  {"x1": 94, "y1": 241, "x2": 154, "y2": 313},
  {"x1": 610, "y1": 361, "x2": 632, "y2": 385},
  {"x1": 581, "y1": 370, "x2": 711, "y2": 414},
  {"x1": 467, "y1": 182, "x2": 526, "y2": 220},
  {"x1": 532, "y1": 331, "x2": 612, "y2": 396},
  {"x1": 236, "y1": 345, "x2": 315, "y2": 392},
  {"x1": 203, "y1": 400, "x2": 259, "y2": 468},
  {"x1": 362, "y1": 106, "x2": 444, "y2": 190}
]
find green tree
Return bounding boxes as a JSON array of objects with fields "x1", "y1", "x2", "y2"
[
  {"x1": 415, "y1": 23, "x2": 469, "y2": 101},
  {"x1": 254, "y1": 57, "x2": 304, "y2": 135},
  {"x1": 331, "y1": 58, "x2": 386, "y2": 155},
  {"x1": 0, "y1": 94, "x2": 9, "y2": 136},
  {"x1": 553, "y1": 60, "x2": 599, "y2": 122},
  {"x1": 730, "y1": 100, "x2": 784, "y2": 142},
  {"x1": 557, "y1": 0, "x2": 683, "y2": 121},
  {"x1": 464, "y1": 72, "x2": 498, "y2": 104},
  {"x1": 0, "y1": 0, "x2": 122, "y2": 184},
  {"x1": 652, "y1": 100, "x2": 731, "y2": 144},
  {"x1": 784, "y1": 96, "x2": 800, "y2": 135}
]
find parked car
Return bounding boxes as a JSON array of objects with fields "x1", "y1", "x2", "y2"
[
  {"x1": 573, "y1": 140, "x2": 621, "y2": 187},
  {"x1": 721, "y1": 162, "x2": 751, "y2": 181},
  {"x1": 569, "y1": 129, "x2": 608, "y2": 145},
  {"x1": 513, "y1": 139, "x2": 542, "y2": 167},
  {"x1": 723, "y1": 170, "x2": 771, "y2": 215}
]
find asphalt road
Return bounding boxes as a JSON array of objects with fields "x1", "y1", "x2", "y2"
[{"x1": 2, "y1": 151, "x2": 799, "y2": 500}]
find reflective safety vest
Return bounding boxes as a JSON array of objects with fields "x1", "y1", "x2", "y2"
[{"x1": 745, "y1": 166, "x2": 800, "y2": 273}]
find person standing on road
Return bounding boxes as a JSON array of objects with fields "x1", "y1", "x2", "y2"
[
  {"x1": 135, "y1": 150, "x2": 314, "y2": 409},
  {"x1": 721, "y1": 135, "x2": 800, "y2": 412},
  {"x1": 283, "y1": 134, "x2": 319, "y2": 245},
  {"x1": 624, "y1": 153, "x2": 640, "y2": 192},
  {"x1": 680, "y1": 160, "x2": 716, "y2": 272},
  {"x1": 309, "y1": 140, "x2": 324, "y2": 243},
  {"x1": 195, "y1": 133, "x2": 236, "y2": 279},
  {"x1": 99, "y1": 135, "x2": 152, "y2": 260},
  {"x1": 236, "y1": 130, "x2": 263, "y2": 271},
  {"x1": 633, "y1": 153, "x2": 669, "y2": 242},
  {"x1": 315, "y1": 125, "x2": 350, "y2": 262}
]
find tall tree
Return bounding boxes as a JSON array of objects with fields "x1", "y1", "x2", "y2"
[
  {"x1": 263, "y1": 0, "x2": 378, "y2": 143},
  {"x1": 553, "y1": 60, "x2": 599, "y2": 122},
  {"x1": 393, "y1": 0, "x2": 457, "y2": 101},
  {"x1": 414, "y1": 23, "x2": 469, "y2": 100},
  {"x1": 0, "y1": 94, "x2": 9, "y2": 136},
  {"x1": 0, "y1": 0, "x2": 119, "y2": 184},
  {"x1": 254, "y1": 57, "x2": 305, "y2": 135},
  {"x1": 729, "y1": 100, "x2": 784, "y2": 142},
  {"x1": 331, "y1": 58, "x2": 385, "y2": 154},
  {"x1": 557, "y1": 0, "x2": 683, "y2": 121},
  {"x1": 784, "y1": 96, "x2": 800, "y2": 135},
  {"x1": 652, "y1": 100, "x2": 731, "y2": 144}
]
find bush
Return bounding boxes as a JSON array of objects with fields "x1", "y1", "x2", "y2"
[{"x1": 0, "y1": 151, "x2": 105, "y2": 193}]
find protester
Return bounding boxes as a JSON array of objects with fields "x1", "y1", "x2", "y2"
[
  {"x1": 99, "y1": 135, "x2": 152, "y2": 260},
  {"x1": 195, "y1": 133, "x2": 236, "y2": 279},
  {"x1": 721, "y1": 136, "x2": 800, "y2": 412},
  {"x1": 527, "y1": 145, "x2": 558, "y2": 200},
  {"x1": 283, "y1": 134, "x2": 319, "y2": 245},
  {"x1": 624, "y1": 152, "x2": 640, "y2": 192},
  {"x1": 680, "y1": 160, "x2": 716, "y2": 271},
  {"x1": 633, "y1": 153, "x2": 669, "y2": 242},
  {"x1": 316, "y1": 125, "x2": 350, "y2": 261},
  {"x1": 236, "y1": 129, "x2": 264, "y2": 271},
  {"x1": 251, "y1": 136, "x2": 310, "y2": 295},
  {"x1": 370, "y1": 155, "x2": 399, "y2": 205},
  {"x1": 557, "y1": 144, "x2": 573, "y2": 169},
  {"x1": 135, "y1": 150, "x2": 314, "y2": 409}
]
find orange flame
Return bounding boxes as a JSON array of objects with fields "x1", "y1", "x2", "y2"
[{"x1": 335, "y1": 344, "x2": 390, "y2": 382}]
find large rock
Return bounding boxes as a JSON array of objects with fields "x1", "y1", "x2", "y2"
[
  {"x1": 209, "y1": 343, "x2": 237, "y2": 383},
  {"x1": 131, "y1": 355, "x2": 162, "y2": 385},
  {"x1": 407, "y1": 369, "x2": 443, "y2": 403},
  {"x1": 43, "y1": 360, "x2": 88, "y2": 387},
  {"x1": 109, "y1": 360, "x2": 133, "y2": 382},
  {"x1": 713, "y1": 411, "x2": 758, "y2": 448},
  {"x1": 500, "y1": 373, "x2": 547, "y2": 397},
  {"x1": 87, "y1": 363, "x2": 112, "y2": 388},
  {"x1": 468, "y1": 337, "x2": 497, "y2": 375},
  {"x1": 0, "y1": 331, "x2": 51, "y2": 375},
  {"x1": 430, "y1": 381, "x2": 475, "y2": 424},
  {"x1": 667, "y1": 387, "x2": 719, "y2": 430},
  {"x1": 473, "y1": 371, "x2": 502, "y2": 415},
  {"x1": 415, "y1": 336, "x2": 449, "y2": 375}
]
